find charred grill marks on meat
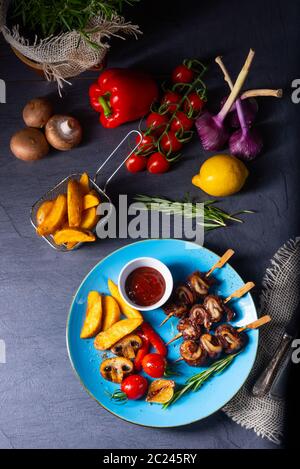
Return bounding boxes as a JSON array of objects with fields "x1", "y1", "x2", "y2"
[
  {"x1": 187, "y1": 271, "x2": 213, "y2": 298},
  {"x1": 203, "y1": 295, "x2": 235, "y2": 326},
  {"x1": 215, "y1": 324, "x2": 245, "y2": 354},
  {"x1": 180, "y1": 340, "x2": 208, "y2": 366}
]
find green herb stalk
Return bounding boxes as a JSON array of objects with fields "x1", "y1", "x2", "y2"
[
  {"x1": 163, "y1": 353, "x2": 238, "y2": 409},
  {"x1": 134, "y1": 194, "x2": 254, "y2": 231},
  {"x1": 10, "y1": 0, "x2": 140, "y2": 41}
]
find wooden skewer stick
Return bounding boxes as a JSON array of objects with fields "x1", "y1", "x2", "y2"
[
  {"x1": 237, "y1": 315, "x2": 271, "y2": 332},
  {"x1": 175, "y1": 315, "x2": 272, "y2": 364},
  {"x1": 160, "y1": 314, "x2": 174, "y2": 327},
  {"x1": 166, "y1": 282, "x2": 255, "y2": 345},
  {"x1": 160, "y1": 250, "x2": 235, "y2": 327},
  {"x1": 241, "y1": 89, "x2": 283, "y2": 99},
  {"x1": 205, "y1": 249, "x2": 235, "y2": 278},
  {"x1": 166, "y1": 333, "x2": 183, "y2": 346},
  {"x1": 223, "y1": 282, "x2": 255, "y2": 304}
]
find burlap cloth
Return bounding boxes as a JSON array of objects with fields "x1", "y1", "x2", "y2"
[
  {"x1": 0, "y1": 0, "x2": 140, "y2": 91},
  {"x1": 222, "y1": 238, "x2": 300, "y2": 444}
]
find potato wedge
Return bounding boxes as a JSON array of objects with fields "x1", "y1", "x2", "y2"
[
  {"x1": 80, "y1": 291, "x2": 103, "y2": 339},
  {"x1": 37, "y1": 194, "x2": 67, "y2": 236},
  {"x1": 83, "y1": 192, "x2": 100, "y2": 210},
  {"x1": 67, "y1": 179, "x2": 82, "y2": 227},
  {"x1": 80, "y1": 207, "x2": 100, "y2": 230},
  {"x1": 102, "y1": 295, "x2": 121, "y2": 331},
  {"x1": 36, "y1": 200, "x2": 54, "y2": 226},
  {"x1": 53, "y1": 228, "x2": 96, "y2": 245},
  {"x1": 146, "y1": 379, "x2": 175, "y2": 404},
  {"x1": 79, "y1": 172, "x2": 90, "y2": 195},
  {"x1": 94, "y1": 318, "x2": 143, "y2": 350},
  {"x1": 66, "y1": 242, "x2": 77, "y2": 250},
  {"x1": 108, "y1": 279, "x2": 142, "y2": 319}
]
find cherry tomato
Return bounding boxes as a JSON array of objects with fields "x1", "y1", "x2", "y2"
[
  {"x1": 184, "y1": 92, "x2": 205, "y2": 114},
  {"x1": 121, "y1": 374, "x2": 148, "y2": 400},
  {"x1": 126, "y1": 153, "x2": 147, "y2": 173},
  {"x1": 172, "y1": 64, "x2": 194, "y2": 84},
  {"x1": 147, "y1": 152, "x2": 170, "y2": 174},
  {"x1": 160, "y1": 131, "x2": 183, "y2": 154},
  {"x1": 171, "y1": 111, "x2": 194, "y2": 133},
  {"x1": 146, "y1": 112, "x2": 169, "y2": 136},
  {"x1": 161, "y1": 91, "x2": 182, "y2": 113},
  {"x1": 135, "y1": 132, "x2": 156, "y2": 154},
  {"x1": 142, "y1": 353, "x2": 166, "y2": 378}
]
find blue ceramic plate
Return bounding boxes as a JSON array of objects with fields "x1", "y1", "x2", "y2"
[{"x1": 66, "y1": 239, "x2": 258, "y2": 427}]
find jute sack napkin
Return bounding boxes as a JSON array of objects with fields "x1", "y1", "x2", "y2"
[{"x1": 223, "y1": 238, "x2": 300, "y2": 444}]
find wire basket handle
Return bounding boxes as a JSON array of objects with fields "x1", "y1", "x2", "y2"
[{"x1": 94, "y1": 129, "x2": 142, "y2": 193}]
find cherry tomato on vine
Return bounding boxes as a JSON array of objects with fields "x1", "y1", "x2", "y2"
[
  {"x1": 160, "y1": 131, "x2": 183, "y2": 154},
  {"x1": 146, "y1": 112, "x2": 169, "y2": 136},
  {"x1": 121, "y1": 375, "x2": 148, "y2": 400},
  {"x1": 161, "y1": 91, "x2": 182, "y2": 113},
  {"x1": 147, "y1": 152, "x2": 170, "y2": 174},
  {"x1": 142, "y1": 353, "x2": 166, "y2": 378},
  {"x1": 184, "y1": 92, "x2": 205, "y2": 114},
  {"x1": 172, "y1": 64, "x2": 194, "y2": 84},
  {"x1": 126, "y1": 153, "x2": 147, "y2": 173},
  {"x1": 171, "y1": 111, "x2": 194, "y2": 133},
  {"x1": 135, "y1": 132, "x2": 156, "y2": 154}
]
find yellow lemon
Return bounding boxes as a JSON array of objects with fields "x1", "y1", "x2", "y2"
[{"x1": 192, "y1": 154, "x2": 249, "y2": 197}]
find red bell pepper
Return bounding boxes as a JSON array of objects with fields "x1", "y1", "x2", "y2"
[
  {"x1": 141, "y1": 322, "x2": 167, "y2": 357},
  {"x1": 134, "y1": 332, "x2": 150, "y2": 371},
  {"x1": 89, "y1": 68, "x2": 159, "y2": 128}
]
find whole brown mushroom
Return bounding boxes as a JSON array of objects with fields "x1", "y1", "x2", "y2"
[
  {"x1": 10, "y1": 128, "x2": 49, "y2": 161},
  {"x1": 45, "y1": 115, "x2": 82, "y2": 151},
  {"x1": 23, "y1": 97, "x2": 53, "y2": 128}
]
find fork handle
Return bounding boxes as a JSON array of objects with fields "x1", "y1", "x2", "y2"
[{"x1": 252, "y1": 333, "x2": 292, "y2": 397}]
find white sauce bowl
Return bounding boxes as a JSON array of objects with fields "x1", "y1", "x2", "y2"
[{"x1": 118, "y1": 257, "x2": 173, "y2": 312}]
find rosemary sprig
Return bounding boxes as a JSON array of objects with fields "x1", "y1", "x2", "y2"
[
  {"x1": 163, "y1": 353, "x2": 238, "y2": 409},
  {"x1": 134, "y1": 194, "x2": 254, "y2": 231},
  {"x1": 106, "y1": 389, "x2": 128, "y2": 403},
  {"x1": 10, "y1": 0, "x2": 140, "y2": 45}
]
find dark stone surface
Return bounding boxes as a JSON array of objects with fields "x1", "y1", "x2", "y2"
[{"x1": 0, "y1": 0, "x2": 298, "y2": 449}]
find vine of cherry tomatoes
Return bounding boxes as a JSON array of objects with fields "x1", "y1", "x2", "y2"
[{"x1": 126, "y1": 59, "x2": 207, "y2": 175}]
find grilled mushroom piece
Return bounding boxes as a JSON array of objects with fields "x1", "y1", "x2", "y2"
[
  {"x1": 215, "y1": 324, "x2": 245, "y2": 354},
  {"x1": 163, "y1": 302, "x2": 188, "y2": 318},
  {"x1": 203, "y1": 295, "x2": 235, "y2": 326},
  {"x1": 111, "y1": 334, "x2": 142, "y2": 360},
  {"x1": 188, "y1": 271, "x2": 212, "y2": 297},
  {"x1": 175, "y1": 284, "x2": 197, "y2": 306},
  {"x1": 189, "y1": 304, "x2": 212, "y2": 330},
  {"x1": 100, "y1": 357, "x2": 133, "y2": 383},
  {"x1": 177, "y1": 318, "x2": 202, "y2": 341},
  {"x1": 180, "y1": 340, "x2": 208, "y2": 366},
  {"x1": 200, "y1": 333, "x2": 223, "y2": 359}
]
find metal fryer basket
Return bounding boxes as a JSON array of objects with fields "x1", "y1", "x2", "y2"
[{"x1": 30, "y1": 130, "x2": 141, "y2": 251}]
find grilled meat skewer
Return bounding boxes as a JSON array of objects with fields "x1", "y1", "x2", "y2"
[
  {"x1": 160, "y1": 250, "x2": 235, "y2": 327},
  {"x1": 166, "y1": 282, "x2": 255, "y2": 345},
  {"x1": 215, "y1": 324, "x2": 246, "y2": 354},
  {"x1": 176, "y1": 315, "x2": 271, "y2": 366},
  {"x1": 180, "y1": 340, "x2": 208, "y2": 367},
  {"x1": 177, "y1": 317, "x2": 202, "y2": 341}
]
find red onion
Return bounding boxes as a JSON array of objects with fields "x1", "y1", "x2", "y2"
[
  {"x1": 221, "y1": 96, "x2": 258, "y2": 128},
  {"x1": 195, "y1": 112, "x2": 229, "y2": 151},
  {"x1": 229, "y1": 126, "x2": 263, "y2": 160},
  {"x1": 196, "y1": 49, "x2": 255, "y2": 152},
  {"x1": 215, "y1": 54, "x2": 263, "y2": 160}
]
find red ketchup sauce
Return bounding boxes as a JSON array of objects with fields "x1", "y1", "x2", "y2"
[{"x1": 125, "y1": 266, "x2": 166, "y2": 307}]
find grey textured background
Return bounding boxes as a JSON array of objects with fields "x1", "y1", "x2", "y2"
[{"x1": 0, "y1": 0, "x2": 299, "y2": 449}]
